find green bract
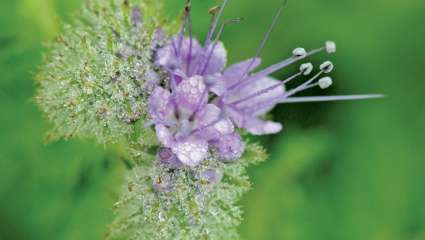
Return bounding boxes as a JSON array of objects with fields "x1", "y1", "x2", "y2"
[
  {"x1": 36, "y1": 0, "x2": 165, "y2": 143},
  {"x1": 108, "y1": 142, "x2": 266, "y2": 240}
]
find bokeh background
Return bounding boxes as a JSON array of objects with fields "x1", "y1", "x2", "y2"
[{"x1": 1, "y1": 0, "x2": 424, "y2": 239}]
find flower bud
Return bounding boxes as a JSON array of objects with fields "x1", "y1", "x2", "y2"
[
  {"x1": 157, "y1": 148, "x2": 182, "y2": 169},
  {"x1": 199, "y1": 169, "x2": 223, "y2": 185}
]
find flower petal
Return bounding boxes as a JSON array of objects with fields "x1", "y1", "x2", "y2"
[
  {"x1": 211, "y1": 133, "x2": 245, "y2": 161},
  {"x1": 171, "y1": 138, "x2": 209, "y2": 167},
  {"x1": 223, "y1": 58, "x2": 261, "y2": 86},
  {"x1": 202, "y1": 41, "x2": 227, "y2": 75},
  {"x1": 148, "y1": 87, "x2": 175, "y2": 123},
  {"x1": 174, "y1": 75, "x2": 207, "y2": 117},
  {"x1": 178, "y1": 37, "x2": 203, "y2": 76},
  {"x1": 156, "y1": 37, "x2": 203, "y2": 78},
  {"x1": 210, "y1": 58, "x2": 262, "y2": 96},
  {"x1": 155, "y1": 124, "x2": 174, "y2": 147},
  {"x1": 228, "y1": 76, "x2": 285, "y2": 116},
  {"x1": 243, "y1": 116, "x2": 282, "y2": 135},
  {"x1": 193, "y1": 104, "x2": 234, "y2": 141}
]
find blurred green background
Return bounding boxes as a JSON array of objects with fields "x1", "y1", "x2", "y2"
[{"x1": 1, "y1": 0, "x2": 424, "y2": 239}]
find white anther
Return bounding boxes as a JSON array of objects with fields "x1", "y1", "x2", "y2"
[
  {"x1": 293, "y1": 47, "x2": 307, "y2": 58},
  {"x1": 320, "y1": 61, "x2": 334, "y2": 73},
  {"x1": 318, "y1": 77, "x2": 333, "y2": 89},
  {"x1": 325, "y1": 41, "x2": 336, "y2": 53},
  {"x1": 300, "y1": 63, "x2": 313, "y2": 75}
]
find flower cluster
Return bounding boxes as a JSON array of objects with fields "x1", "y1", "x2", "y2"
[
  {"x1": 35, "y1": 0, "x2": 382, "y2": 238},
  {"x1": 148, "y1": 2, "x2": 380, "y2": 167}
]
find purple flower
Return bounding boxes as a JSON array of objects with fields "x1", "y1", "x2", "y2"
[
  {"x1": 148, "y1": 76, "x2": 242, "y2": 166},
  {"x1": 149, "y1": 0, "x2": 382, "y2": 166}
]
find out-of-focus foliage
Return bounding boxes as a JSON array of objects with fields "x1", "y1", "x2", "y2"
[
  {"x1": 0, "y1": 0, "x2": 424, "y2": 240},
  {"x1": 35, "y1": 0, "x2": 164, "y2": 143}
]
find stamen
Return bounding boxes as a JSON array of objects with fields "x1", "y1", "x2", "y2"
[
  {"x1": 292, "y1": 47, "x2": 307, "y2": 58},
  {"x1": 230, "y1": 71, "x2": 302, "y2": 106},
  {"x1": 285, "y1": 70, "x2": 324, "y2": 97},
  {"x1": 171, "y1": 38, "x2": 178, "y2": 56},
  {"x1": 227, "y1": 44, "x2": 328, "y2": 92},
  {"x1": 300, "y1": 62, "x2": 313, "y2": 75},
  {"x1": 205, "y1": 0, "x2": 230, "y2": 47},
  {"x1": 242, "y1": 70, "x2": 325, "y2": 113},
  {"x1": 191, "y1": 113, "x2": 224, "y2": 134},
  {"x1": 240, "y1": 0, "x2": 288, "y2": 79},
  {"x1": 320, "y1": 61, "x2": 334, "y2": 73},
  {"x1": 186, "y1": 1, "x2": 194, "y2": 74},
  {"x1": 200, "y1": 18, "x2": 243, "y2": 75},
  {"x1": 280, "y1": 94, "x2": 384, "y2": 103},
  {"x1": 177, "y1": 2, "x2": 191, "y2": 56},
  {"x1": 326, "y1": 41, "x2": 336, "y2": 53},
  {"x1": 318, "y1": 76, "x2": 333, "y2": 89}
]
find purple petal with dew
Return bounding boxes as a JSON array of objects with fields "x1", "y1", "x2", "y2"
[
  {"x1": 211, "y1": 133, "x2": 245, "y2": 161},
  {"x1": 171, "y1": 138, "x2": 209, "y2": 167},
  {"x1": 193, "y1": 104, "x2": 220, "y2": 128},
  {"x1": 226, "y1": 76, "x2": 285, "y2": 116},
  {"x1": 223, "y1": 58, "x2": 261, "y2": 85},
  {"x1": 156, "y1": 44, "x2": 179, "y2": 70},
  {"x1": 201, "y1": 41, "x2": 227, "y2": 75},
  {"x1": 148, "y1": 87, "x2": 175, "y2": 123},
  {"x1": 179, "y1": 37, "x2": 203, "y2": 76},
  {"x1": 155, "y1": 124, "x2": 174, "y2": 147},
  {"x1": 243, "y1": 116, "x2": 282, "y2": 135},
  {"x1": 192, "y1": 104, "x2": 234, "y2": 141},
  {"x1": 174, "y1": 75, "x2": 207, "y2": 117}
]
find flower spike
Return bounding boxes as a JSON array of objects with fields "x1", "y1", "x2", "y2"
[{"x1": 36, "y1": 0, "x2": 382, "y2": 239}]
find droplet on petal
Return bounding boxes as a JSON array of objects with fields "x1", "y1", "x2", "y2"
[
  {"x1": 155, "y1": 124, "x2": 174, "y2": 147},
  {"x1": 175, "y1": 75, "x2": 207, "y2": 116},
  {"x1": 243, "y1": 117, "x2": 282, "y2": 135},
  {"x1": 211, "y1": 133, "x2": 245, "y2": 161},
  {"x1": 171, "y1": 139, "x2": 209, "y2": 167},
  {"x1": 148, "y1": 87, "x2": 174, "y2": 122},
  {"x1": 202, "y1": 41, "x2": 228, "y2": 75}
]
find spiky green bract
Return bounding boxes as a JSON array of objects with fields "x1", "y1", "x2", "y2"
[
  {"x1": 35, "y1": 0, "x2": 167, "y2": 143},
  {"x1": 107, "y1": 142, "x2": 267, "y2": 240}
]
